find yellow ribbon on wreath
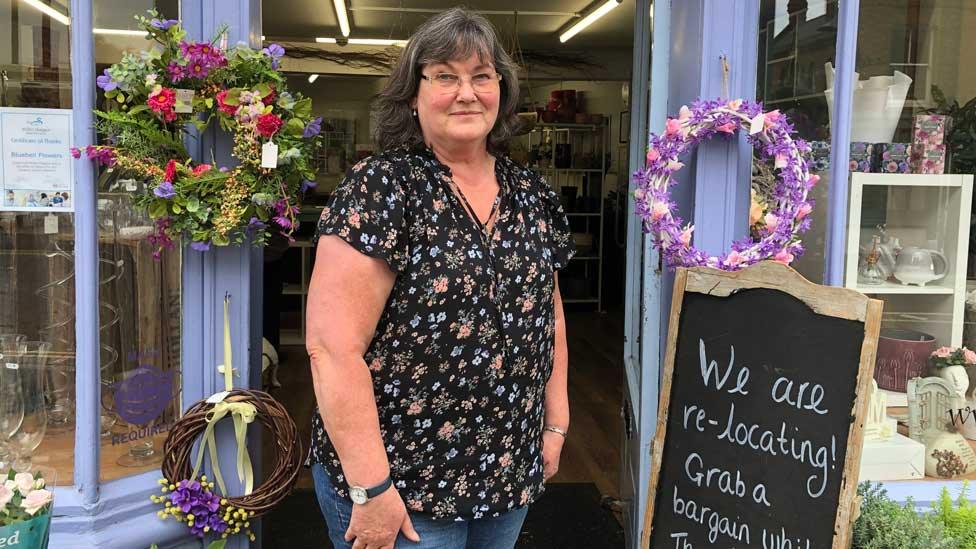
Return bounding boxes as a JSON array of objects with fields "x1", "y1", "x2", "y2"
[{"x1": 190, "y1": 294, "x2": 257, "y2": 496}]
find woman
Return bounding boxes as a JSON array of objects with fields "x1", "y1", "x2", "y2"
[{"x1": 306, "y1": 8, "x2": 575, "y2": 549}]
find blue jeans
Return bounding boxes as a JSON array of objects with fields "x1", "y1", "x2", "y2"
[{"x1": 311, "y1": 464, "x2": 529, "y2": 549}]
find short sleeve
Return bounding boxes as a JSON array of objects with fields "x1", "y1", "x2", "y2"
[
  {"x1": 315, "y1": 155, "x2": 409, "y2": 273},
  {"x1": 538, "y1": 176, "x2": 576, "y2": 270}
]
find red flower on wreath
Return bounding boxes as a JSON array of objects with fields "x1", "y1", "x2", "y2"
[
  {"x1": 148, "y1": 87, "x2": 177, "y2": 122},
  {"x1": 215, "y1": 90, "x2": 238, "y2": 117},
  {"x1": 261, "y1": 87, "x2": 276, "y2": 106},
  {"x1": 164, "y1": 159, "x2": 178, "y2": 182},
  {"x1": 255, "y1": 113, "x2": 283, "y2": 138}
]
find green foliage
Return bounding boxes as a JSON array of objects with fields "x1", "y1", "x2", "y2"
[
  {"x1": 852, "y1": 482, "x2": 956, "y2": 549},
  {"x1": 935, "y1": 482, "x2": 976, "y2": 548}
]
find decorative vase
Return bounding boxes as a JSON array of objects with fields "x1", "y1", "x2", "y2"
[
  {"x1": 824, "y1": 62, "x2": 912, "y2": 143},
  {"x1": 937, "y1": 365, "x2": 969, "y2": 400},
  {"x1": 874, "y1": 328, "x2": 936, "y2": 392}
]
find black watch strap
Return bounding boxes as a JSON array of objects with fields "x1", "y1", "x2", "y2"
[{"x1": 366, "y1": 476, "x2": 393, "y2": 499}]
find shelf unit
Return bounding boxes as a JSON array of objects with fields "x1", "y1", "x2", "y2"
[
  {"x1": 844, "y1": 172, "x2": 974, "y2": 347},
  {"x1": 517, "y1": 122, "x2": 609, "y2": 310}
]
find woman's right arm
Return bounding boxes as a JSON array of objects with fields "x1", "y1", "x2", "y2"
[{"x1": 306, "y1": 234, "x2": 420, "y2": 546}]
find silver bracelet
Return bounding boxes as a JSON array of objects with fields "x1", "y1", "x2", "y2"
[{"x1": 544, "y1": 425, "x2": 568, "y2": 438}]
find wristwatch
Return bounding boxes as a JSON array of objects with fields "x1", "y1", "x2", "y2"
[{"x1": 349, "y1": 476, "x2": 393, "y2": 505}]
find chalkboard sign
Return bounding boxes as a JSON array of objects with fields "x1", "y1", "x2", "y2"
[{"x1": 642, "y1": 262, "x2": 883, "y2": 549}]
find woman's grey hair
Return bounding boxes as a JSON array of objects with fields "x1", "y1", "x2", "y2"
[{"x1": 371, "y1": 7, "x2": 521, "y2": 155}]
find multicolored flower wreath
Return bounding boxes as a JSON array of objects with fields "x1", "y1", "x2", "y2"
[
  {"x1": 72, "y1": 11, "x2": 322, "y2": 257},
  {"x1": 633, "y1": 98, "x2": 818, "y2": 271}
]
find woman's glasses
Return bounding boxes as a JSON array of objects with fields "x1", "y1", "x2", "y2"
[{"x1": 421, "y1": 71, "x2": 502, "y2": 93}]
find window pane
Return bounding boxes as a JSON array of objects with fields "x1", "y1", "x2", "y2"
[
  {"x1": 0, "y1": 0, "x2": 74, "y2": 486},
  {"x1": 93, "y1": 0, "x2": 182, "y2": 482},
  {"x1": 756, "y1": 0, "x2": 837, "y2": 284}
]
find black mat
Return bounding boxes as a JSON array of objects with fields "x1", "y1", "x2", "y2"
[{"x1": 264, "y1": 483, "x2": 625, "y2": 548}]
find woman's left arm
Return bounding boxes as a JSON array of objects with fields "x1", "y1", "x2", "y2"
[{"x1": 542, "y1": 273, "x2": 569, "y2": 481}]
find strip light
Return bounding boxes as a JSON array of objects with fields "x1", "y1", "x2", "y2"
[
  {"x1": 20, "y1": 0, "x2": 70, "y2": 26},
  {"x1": 308, "y1": 74, "x2": 319, "y2": 83},
  {"x1": 333, "y1": 0, "x2": 351, "y2": 37},
  {"x1": 93, "y1": 28, "x2": 146, "y2": 36},
  {"x1": 316, "y1": 37, "x2": 407, "y2": 47},
  {"x1": 558, "y1": 0, "x2": 621, "y2": 43}
]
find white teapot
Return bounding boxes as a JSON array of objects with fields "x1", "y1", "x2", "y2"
[{"x1": 894, "y1": 247, "x2": 949, "y2": 286}]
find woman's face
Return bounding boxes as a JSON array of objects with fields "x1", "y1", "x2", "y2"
[{"x1": 413, "y1": 53, "x2": 501, "y2": 150}]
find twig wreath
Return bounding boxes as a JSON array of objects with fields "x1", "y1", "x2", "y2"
[
  {"x1": 633, "y1": 98, "x2": 818, "y2": 271},
  {"x1": 152, "y1": 297, "x2": 301, "y2": 541},
  {"x1": 72, "y1": 11, "x2": 322, "y2": 257}
]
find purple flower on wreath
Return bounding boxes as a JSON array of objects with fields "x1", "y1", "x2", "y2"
[
  {"x1": 153, "y1": 181, "x2": 176, "y2": 199},
  {"x1": 151, "y1": 19, "x2": 179, "y2": 31},
  {"x1": 189, "y1": 241, "x2": 211, "y2": 252},
  {"x1": 303, "y1": 117, "x2": 322, "y2": 138},
  {"x1": 96, "y1": 69, "x2": 118, "y2": 91}
]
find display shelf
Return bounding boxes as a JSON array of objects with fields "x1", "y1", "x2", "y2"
[
  {"x1": 855, "y1": 281, "x2": 955, "y2": 295},
  {"x1": 516, "y1": 118, "x2": 609, "y2": 311},
  {"x1": 845, "y1": 172, "x2": 974, "y2": 347}
]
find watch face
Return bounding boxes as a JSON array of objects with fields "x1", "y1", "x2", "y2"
[{"x1": 350, "y1": 487, "x2": 368, "y2": 504}]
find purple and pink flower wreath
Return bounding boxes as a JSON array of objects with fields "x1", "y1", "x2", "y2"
[{"x1": 633, "y1": 98, "x2": 819, "y2": 271}]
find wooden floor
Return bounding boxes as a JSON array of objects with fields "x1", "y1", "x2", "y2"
[{"x1": 265, "y1": 307, "x2": 625, "y2": 500}]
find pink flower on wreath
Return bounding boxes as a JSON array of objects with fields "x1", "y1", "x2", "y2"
[
  {"x1": 764, "y1": 213, "x2": 780, "y2": 231},
  {"x1": 797, "y1": 203, "x2": 813, "y2": 220},
  {"x1": 650, "y1": 201, "x2": 669, "y2": 221},
  {"x1": 255, "y1": 113, "x2": 283, "y2": 138},
  {"x1": 964, "y1": 348, "x2": 976, "y2": 365},
  {"x1": 726, "y1": 99, "x2": 743, "y2": 110},
  {"x1": 678, "y1": 227, "x2": 693, "y2": 247},
  {"x1": 665, "y1": 118, "x2": 682, "y2": 136},
  {"x1": 933, "y1": 346, "x2": 953, "y2": 358},
  {"x1": 646, "y1": 148, "x2": 660, "y2": 164},
  {"x1": 775, "y1": 153, "x2": 788, "y2": 168},
  {"x1": 808, "y1": 174, "x2": 821, "y2": 187},
  {"x1": 677, "y1": 105, "x2": 692, "y2": 122},
  {"x1": 725, "y1": 251, "x2": 743, "y2": 268},
  {"x1": 764, "y1": 109, "x2": 782, "y2": 129},
  {"x1": 666, "y1": 159, "x2": 684, "y2": 172},
  {"x1": 715, "y1": 121, "x2": 736, "y2": 133},
  {"x1": 774, "y1": 248, "x2": 794, "y2": 265}
]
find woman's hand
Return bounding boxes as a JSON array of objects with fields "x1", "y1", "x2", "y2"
[
  {"x1": 345, "y1": 487, "x2": 421, "y2": 548},
  {"x1": 541, "y1": 430, "x2": 565, "y2": 482}
]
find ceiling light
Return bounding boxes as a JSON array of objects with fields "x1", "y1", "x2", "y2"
[
  {"x1": 308, "y1": 74, "x2": 319, "y2": 83},
  {"x1": 20, "y1": 0, "x2": 70, "y2": 26},
  {"x1": 333, "y1": 0, "x2": 351, "y2": 37},
  {"x1": 348, "y1": 38, "x2": 407, "y2": 47},
  {"x1": 315, "y1": 37, "x2": 338, "y2": 44},
  {"x1": 93, "y1": 28, "x2": 146, "y2": 36},
  {"x1": 559, "y1": 0, "x2": 621, "y2": 43}
]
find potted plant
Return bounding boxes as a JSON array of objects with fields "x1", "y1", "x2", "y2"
[{"x1": 0, "y1": 470, "x2": 54, "y2": 548}]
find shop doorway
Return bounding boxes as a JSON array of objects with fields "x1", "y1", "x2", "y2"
[{"x1": 256, "y1": 2, "x2": 644, "y2": 547}]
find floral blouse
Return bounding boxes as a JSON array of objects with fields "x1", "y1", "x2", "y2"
[{"x1": 307, "y1": 145, "x2": 576, "y2": 521}]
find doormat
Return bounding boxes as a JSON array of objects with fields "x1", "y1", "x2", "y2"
[{"x1": 264, "y1": 483, "x2": 625, "y2": 548}]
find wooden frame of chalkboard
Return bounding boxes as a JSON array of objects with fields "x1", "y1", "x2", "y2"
[{"x1": 641, "y1": 261, "x2": 883, "y2": 549}]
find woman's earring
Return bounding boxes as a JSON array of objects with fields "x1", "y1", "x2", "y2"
[{"x1": 412, "y1": 109, "x2": 418, "y2": 117}]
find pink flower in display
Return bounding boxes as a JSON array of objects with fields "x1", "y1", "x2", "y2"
[
  {"x1": 191, "y1": 164, "x2": 212, "y2": 176},
  {"x1": 934, "y1": 346, "x2": 953, "y2": 358},
  {"x1": 255, "y1": 113, "x2": 283, "y2": 138},
  {"x1": 147, "y1": 87, "x2": 177, "y2": 122},
  {"x1": 21, "y1": 489, "x2": 52, "y2": 516},
  {"x1": 0, "y1": 484, "x2": 12, "y2": 508},
  {"x1": 964, "y1": 348, "x2": 976, "y2": 364}
]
